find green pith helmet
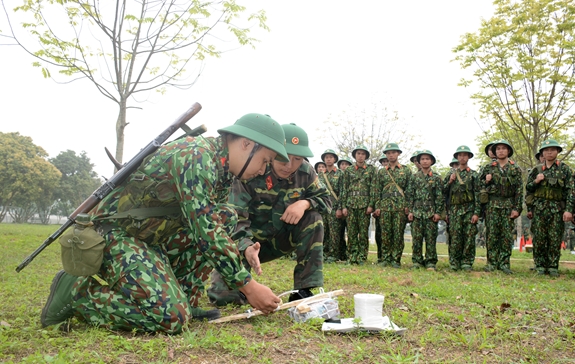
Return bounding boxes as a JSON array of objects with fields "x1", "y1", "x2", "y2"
[
  {"x1": 416, "y1": 149, "x2": 436, "y2": 166},
  {"x1": 490, "y1": 139, "x2": 514, "y2": 158},
  {"x1": 379, "y1": 153, "x2": 389, "y2": 163},
  {"x1": 449, "y1": 158, "x2": 459, "y2": 167},
  {"x1": 534, "y1": 152, "x2": 541, "y2": 161},
  {"x1": 314, "y1": 161, "x2": 326, "y2": 172},
  {"x1": 218, "y1": 113, "x2": 289, "y2": 162},
  {"x1": 539, "y1": 139, "x2": 563, "y2": 154},
  {"x1": 383, "y1": 142, "x2": 402, "y2": 154},
  {"x1": 453, "y1": 145, "x2": 474, "y2": 159},
  {"x1": 352, "y1": 144, "x2": 370, "y2": 159},
  {"x1": 282, "y1": 123, "x2": 314, "y2": 158},
  {"x1": 484, "y1": 141, "x2": 495, "y2": 157},
  {"x1": 321, "y1": 149, "x2": 339, "y2": 163},
  {"x1": 337, "y1": 157, "x2": 353, "y2": 168},
  {"x1": 410, "y1": 150, "x2": 420, "y2": 163}
]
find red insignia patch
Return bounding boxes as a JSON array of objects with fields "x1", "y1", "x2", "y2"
[
  {"x1": 292, "y1": 137, "x2": 299, "y2": 145},
  {"x1": 220, "y1": 157, "x2": 227, "y2": 166},
  {"x1": 266, "y1": 175, "x2": 273, "y2": 190}
]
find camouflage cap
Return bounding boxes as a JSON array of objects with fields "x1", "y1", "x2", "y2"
[
  {"x1": 218, "y1": 113, "x2": 289, "y2": 162},
  {"x1": 352, "y1": 144, "x2": 371, "y2": 159},
  {"x1": 282, "y1": 123, "x2": 314, "y2": 158},
  {"x1": 321, "y1": 149, "x2": 339, "y2": 162},
  {"x1": 337, "y1": 157, "x2": 353, "y2": 168},
  {"x1": 416, "y1": 149, "x2": 436, "y2": 166},
  {"x1": 453, "y1": 145, "x2": 474, "y2": 159},
  {"x1": 383, "y1": 142, "x2": 402, "y2": 154},
  {"x1": 449, "y1": 158, "x2": 459, "y2": 167},
  {"x1": 538, "y1": 139, "x2": 563, "y2": 154},
  {"x1": 490, "y1": 139, "x2": 514, "y2": 158},
  {"x1": 314, "y1": 161, "x2": 326, "y2": 172}
]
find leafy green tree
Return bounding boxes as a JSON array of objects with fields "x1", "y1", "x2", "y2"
[
  {"x1": 50, "y1": 150, "x2": 101, "y2": 212},
  {"x1": 453, "y1": 0, "x2": 575, "y2": 171},
  {"x1": 317, "y1": 101, "x2": 421, "y2": 166},
  {"x1": 3, "y1": 0, "x2": 268, "y2": 165},
  {"x1": 0, "y1": 132, "x2": 61, "y2": 223}
]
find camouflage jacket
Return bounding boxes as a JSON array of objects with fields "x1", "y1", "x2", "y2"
[
  {"x1": 407, "y1": 170, "x2": 444, "y2": 219},
  {"x1": 230, "y1": 161, "x2": 331, "y2": 252},
  {"x1": 442, "y1": 167, "x2": 481, "y2": 217},
  {"x1": 340, "y1": 163, "x2": 377, "y2": 210},
  {"x1": 479, "y1": 160, "x2": 523, "y2": 212},
  {"x1": 319, "y1": 168, "x2": 343, "y2": 210},
  {"x1": 90, "y1": 135, "x2": 251, "y2": 289},
  {"x1": 525, "y1": 160, "x2": 574, "y2": 214},
  {"x1": 373, "y1": 164, "x2": 412, "y2": 212}
]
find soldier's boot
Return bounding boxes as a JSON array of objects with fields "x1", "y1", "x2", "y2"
[
  {"x1": 41, "y1": 270, "x2": 78, "y2": 327},
  {"x1": 288, "y1": 288, "x2": 314, "y2": 302},
  {"x1": 207, "y1": 271, "x2": 248, "y2": 307},
  {"x1": 535, "y1": 267, "x2": 546, "y2": 275},
  {"x1": 500, "y1": 267, "x2": 513, "y2": 275},
  {"x1": 461, "y1": 265, "x2": 472, "y2": 272},
  {"x1": 391, "y1": 262, "x2": 401, "y2": 269},
  {"x1": 483, "y1": 265, "x2": 496, "y2": 272},
  {"x1": 548, "y1": 268, "x2": 560, "y2": 278},
  {"x1": 191, "y1": 307, "x2": 221, "y2": 321}
]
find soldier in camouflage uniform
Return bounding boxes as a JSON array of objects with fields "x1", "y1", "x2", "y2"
[
  {"x1": 208, "y1": 123, "x2": 331, "y2": 304},
  {"x1": 406, "y1": 150, "x2": 444, "y2": 270},
  {"x1": 40, "y1": 113, "x2": 290, "y2": 333},
  {"x1": 320, "y1": 149, "x2": 346, "y2": 262},
  {"x1": 373, "y1": 143, "x2": 412, "y2": 268},
  {"x1": 479, "y1": 140, "x2": 523, "y2": 274},
  {"x1": 336, "y1": 157, "x2": 352, "y2": 259},
  {"x1": 374, "y1": 154, "x2": 389, "y2": 263},
  {"x1": 443, "y1": 146, "x2": 480, "y2": 271},
  {"x1": 340, "y1": 145, "x2": 376, "y2": 264},
  {"x1": 525, "y1": 139, "x2": 574, "y2": 277},
  {"x1": 410, "y1": 150, "x2": 422, "y2": 172}
]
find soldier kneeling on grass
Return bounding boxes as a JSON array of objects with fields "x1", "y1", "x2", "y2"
[{"x1": 208, "y1": 123, "x2": 331, "y2": 305}]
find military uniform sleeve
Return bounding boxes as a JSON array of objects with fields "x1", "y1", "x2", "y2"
[
  {"x1": 472, "y1": 171, "x2": 481, "y2": 216},
  {"x1": 228, "y1": 178, "x2": 257, "y2": 253},
  {"x1": 564, "y1": 164, "x2": 574, "y2": 213},
  {"x1": 305, "y1": 171, "x2": 332, "y2": 214},
  {"x1": 406, "y1": 172, "x2": 415, "y2": 211},
  {"x1": 340, "y1": 169, "x2": 349, "y2": 210},
  {"x1": 434, "y1": 175, "x2": 445, "y2": 216},
  {"x1": 525, "y1": 167, "x2": 539, "y2": 193},
  {"x1": 171, "y1": 147, "x2": 251, "y2": 289},
  {"x1": 512, "y1": 166, "x2": 524, "y2": 214}
]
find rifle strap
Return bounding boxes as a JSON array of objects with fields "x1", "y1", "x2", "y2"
[
  {"x1": 455, "y1": 169, "x2": 464, "y2": 185},
  {"x1": 98, "y1": 205, "x2": 182, "y2": 220},
  {"x1": 384, "y1": 167, "x2": 405, "y2": 197},
  {"x1": 322, "y1": 172, "x2": 339, "y2": 201}
]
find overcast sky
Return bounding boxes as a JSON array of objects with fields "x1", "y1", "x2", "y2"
[{"x1": 0, "y1": 1, "x2": 495, "y2": 178}]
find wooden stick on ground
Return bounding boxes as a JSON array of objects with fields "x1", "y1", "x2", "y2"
[{"x1": 210, "y1": 289, "x2": 345, "y2": 324}]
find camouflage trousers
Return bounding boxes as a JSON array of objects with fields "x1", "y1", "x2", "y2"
[
  {"x1": 208, "y1": 210, "x2": 324, "y2": 304},
  {"x1": 485, "y1": 205, "x2": 514, "y2": 270},
  {"x1": 448, "y1": 210, "x2": 478, "y2": 269},
  {"x1": 375, "y1": 218, "x2": 383, "y2": 262},
  {"x1": 323, "y1": 209, "x2": 346, "y2": 262},
  {"x1": 339, "y1": 218, "x2": 348, "y2": 261},
  {"x1": 531, "y1": 208, "x2": 563, "y2": 271},
  {"x1": 379, "y1": 211, "x2": 407, "y2": 264},
  {"x1": 72, "y1": 229, "x2": 205, "y2": 334},
  {"x1": 410, "y1": 217, "x2": 438, "y2": 267},
  {"x1": 346, "y1": 208, "x2": 371, "y2": 264}
]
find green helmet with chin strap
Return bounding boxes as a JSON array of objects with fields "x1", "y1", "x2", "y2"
[
  {"x1": 314, "y1": 161, "x2": 326, "y2": 172},
  {"x1": 321, "y1": 149, "x2": 339, "y2": 162},
  {"x1": 453, "y1": 145, "x2": 474, "y2": 159},
  {"x1": 337, "y1": 157, "x2": 353, "y2": 169},
  {"x1": 352, "y1": 144, "x2": 371, "y2": 159},
  {"x1": 490, "y1": 139, "x2": 514, "y2": 158},
  {"x1": 282, "y1": 123, "x2": 314, "y2": 158},
  {"x1": 449, "y1": 158, "x2": 459, "y2": 167},
  {"x1": 416, "y1": 149, "x2": 436, "y2": 166},
  {"x1": 217, "y1": 113, "x2": 289, "y2": 162},
  {"x1": 538, "y1": 139, "x2": 563, "y2": 154}
]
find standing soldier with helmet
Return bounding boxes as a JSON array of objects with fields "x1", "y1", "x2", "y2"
[
  {"x1": 525, "y1": 139, "x2": 574, "y2": 277},
  {"x1": 320, "y1": 149, "x2": 345, "y2": 263},
  {"x1": 373, "y1": 143, "x2": 412, "y2": 268},
  {"x1": 479, "y1": 139, "x2": 523, "y2": 274},
  {"x1": 340, "y1": 145, "x2": 376, "y2": 264},
  {"x1": 336, "y1": 157, "x2": 352, "y2": 260},
  {"x1": 443, "y1": 145, "x2": 480, "y2": 271},
  {"x1": 374, "y1": 154, "x2": 389, "y2": 263},
  {"x1": 406, "y1": 150, "x2": 444, "y2": 270}
]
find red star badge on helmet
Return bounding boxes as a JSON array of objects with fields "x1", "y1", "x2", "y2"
[{"x1": 292, "y1": 137, "x2": 299, "y2": 145}]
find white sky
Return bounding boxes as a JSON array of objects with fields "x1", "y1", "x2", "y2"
[{"x1": 0, "y1": 1, "x2": 495, "y2": 178}]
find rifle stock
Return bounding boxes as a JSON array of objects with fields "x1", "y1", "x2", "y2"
[{"x1": 16, "y1": 102, "x2": 203, "y2": 272}]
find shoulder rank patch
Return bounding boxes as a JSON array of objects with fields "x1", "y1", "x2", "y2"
[{"x1": 266, "y1": 175, "x2": 273, "y2": 190}]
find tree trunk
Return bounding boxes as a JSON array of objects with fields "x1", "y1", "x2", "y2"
[{"x1": 114, "y1": 98, "x2": 128, "y2": 170}]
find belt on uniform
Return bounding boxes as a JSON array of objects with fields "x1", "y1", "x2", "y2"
[
  {"x1": 350, "y1": 191, "x2": 369, "y2": 196},
  {"x1": 382, "y1": 192, "x2": 403, "y2": 198}
]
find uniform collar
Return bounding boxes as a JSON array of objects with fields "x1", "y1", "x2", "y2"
[
  {"x1": 385, "y1": 163, "x2": 402, "y2": 170},
  {"x1": 541, "y1": 159, "x2": 560, "y2": 171},
  {"x1": 354, "y1": 163, "x2": 367, "y2": 170}
]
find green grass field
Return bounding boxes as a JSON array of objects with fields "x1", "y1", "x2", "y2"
[{"x1": 2, "y1": 223, "x2": 575, "y2": 363}]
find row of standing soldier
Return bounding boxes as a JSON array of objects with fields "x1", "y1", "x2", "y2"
[{"x1": 314, "y1": 138, "x2": 574, "y2": 277}]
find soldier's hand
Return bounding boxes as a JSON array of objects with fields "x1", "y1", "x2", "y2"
[
  {"x1": 535, "y1": 173, "x2": 545, "y2": 183},
  {"x1": 408, "y1": 213, "x2": 414, "y2": 222},
  {"x1": 342, "y1": 208, "x2": 348, "y2": 217},
  {"x1": 336, "y1": 209, "x2": 343, "y2": 219},
  {"x1": 449, "y1": 174, "x2": 456, "y2": 183},
  {"x1": 432, "y1": 214, "x2": 440, "y2": 223},
  {"x1": 510, "y1": 210, "x2": 519, "y2": 219},
  {"x1": 486, "y1": 174, "x2": 492, "y2": 183},
  {"x1": 366, "y1": 207, "x2": 373, "y2": 215},
  {"x1": 471, "y1": 214, "x2": 479, "y2": 224},
  {"x1": 374, "y1": 209, "x2": 381, "y2": 217},
  {"x1": 527, "y1": 211, "x2": 533, "y2": 219},
  {"x1": 239, "y1": 279, "x2": 281, "y2": 315},
  {"x1": 563, "y1": 211, "x2": 573, "y2": 222},
  {"x1": 245, "y1": 242, "x2": 263, "y2": 275},
  {"x1": 281, "y1": 200, "x2": 309, "y2": 224}
]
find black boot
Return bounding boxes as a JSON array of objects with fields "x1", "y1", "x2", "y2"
[{"x1": 288, "y1": 288, "x2": 314, "y2": 302}]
